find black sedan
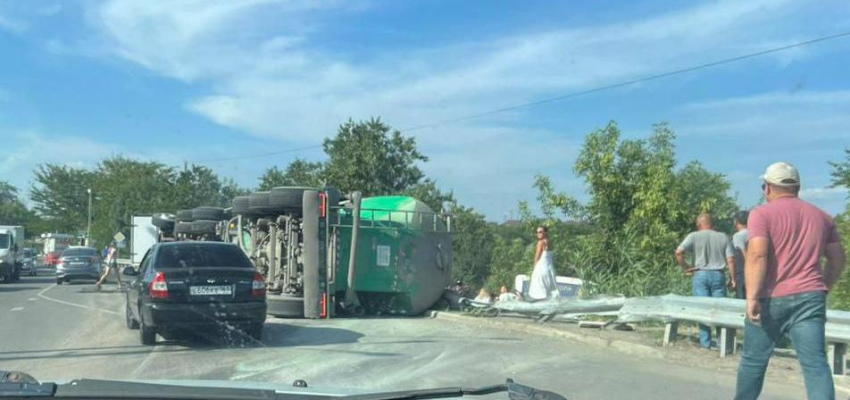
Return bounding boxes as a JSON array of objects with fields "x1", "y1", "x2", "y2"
[
  {"x1": 56, "y1": 247, "x2": 102, "y2": 284},
  {"x1": 123, "y1": 241, "x2": 267, "y2": 345}
]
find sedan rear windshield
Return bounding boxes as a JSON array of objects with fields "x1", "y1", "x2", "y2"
[
  {"x1": 155, "y1": 244, "x2": 253, "y2": 269},
  {"x1": 62, "y1": 248, "x2": 98, "y2": 257}
]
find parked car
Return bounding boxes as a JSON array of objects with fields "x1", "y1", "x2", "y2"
[
  {"x1": 124, "y1": 241, "x2": 267, "y2": 345},
  {"x1": 19, "y1": 249, "x2": 36, "y2": 276},
  {"x1": 56, "y1": 247, "x2": 102, "y2": 284},
  {"x1": 44, "y1": 251, "x2": 61, "y2": 268}
]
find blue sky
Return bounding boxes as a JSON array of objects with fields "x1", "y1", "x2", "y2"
[{"x1": 1, "y1": 0, "x2": 849, "y2": 220}]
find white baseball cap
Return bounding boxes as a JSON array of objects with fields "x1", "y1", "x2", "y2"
[{"x1": 763, "y1": 162, "x2": 801, "y2": 187}]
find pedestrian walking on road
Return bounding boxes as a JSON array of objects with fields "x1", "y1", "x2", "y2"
[
  {"x1": 528, "y1": 226, "x2": 558, "y2": 301},
  {"x1": 676, "y1": 212, "x2": 735, "y2": 349},
  {"x1": 95, "y1": 243, "x2": 122, "y2": 291},
  {"x1": 735, "y1": 162, "x2": 846, "y2": 400},
  {"x1": 732, "y1": 211, "x2": 750, "y2": 299}
]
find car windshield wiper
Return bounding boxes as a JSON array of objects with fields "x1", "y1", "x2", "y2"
[
  {"x1": 342, "y1": 379, "x2": 567, "y2": 400},
  {"x1": 0, "y1": 371, "x2": 55, "y2": 398},
  {"x1": 0, "y1": 372, "x2": 566, "y2": 400}
]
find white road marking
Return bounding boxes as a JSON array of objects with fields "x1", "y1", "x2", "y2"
[
  {"x1": 27, "y1": 298, "x2": 37, "y2": 301},
  {"x1": 10, "y1": 307, "x2": 24, "y2": 312},
  {"x1": 37, "y1": 284, "x2": 122, "y2": 315}
]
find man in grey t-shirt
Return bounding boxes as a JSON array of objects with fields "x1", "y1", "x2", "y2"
[
  {"x1": 676, "y1": 213, "x2": 736, "y2": 349},
  {"x1": 731, "y1": 211, "x2": 749, "y2": 299}
]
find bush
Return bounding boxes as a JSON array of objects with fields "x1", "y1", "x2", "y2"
[{"x1": 570, "y1": 228, "x2": 691, "y2": 297}]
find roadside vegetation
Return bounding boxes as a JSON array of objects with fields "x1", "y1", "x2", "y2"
[{"x1": 1, "y1": 120, "x2": 848, "y2": 307}]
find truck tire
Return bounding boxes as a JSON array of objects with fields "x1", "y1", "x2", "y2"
[
  {"x1": 249, "y1": 191, "x2": 276, "y2": 215},
  {"x1": 232, "y1": 196, "x2": 251, "y2": 215},
  {"x1": 176, "y1": 209, "x2": 194, "y2": 222},
  {"x1": 190, "y1": 220, "x2": 218, "y2": 235},
  {"x1": 269, "y1": 187, "x2": 313, "y2": 212},
  {"x1": 174, "y1": 222, "x2": 192, "y2": 234},
  {"x1": 192, "y1": 207, "x2": 225, "y2": 221},
  {"x1": 152, "y1": 213, "x2": 176, "y2": 229},
  {"x1": 267, "y1": 295, "x2": 305, "y2": 318}
]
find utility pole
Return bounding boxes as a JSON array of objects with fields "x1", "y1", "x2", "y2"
[{"x1": 86, "y1": 188, "x2": 92, "y2": 246}]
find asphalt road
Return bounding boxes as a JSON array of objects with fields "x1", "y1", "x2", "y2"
[{"x1": 0, "y1": 274, "x2": 810, "y2": 400}]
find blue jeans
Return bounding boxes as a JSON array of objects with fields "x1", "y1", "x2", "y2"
[
  {"x1": 735, "y1": 291, "x2": 833, "y2": 400},
  {"x1": 693, "y1": 270, "x2": 727, "y2": 348}
]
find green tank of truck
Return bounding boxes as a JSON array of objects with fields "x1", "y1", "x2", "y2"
[
  {"x1": 334, "y1": 196, "x2": 453, "y2": 316},
  {"x1": 218, "y1": 188, "x2": 454, "y2": 318}
]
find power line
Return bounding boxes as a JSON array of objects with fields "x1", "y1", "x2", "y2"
[
  {"x1": 190, "y1": 30, "x2": 850, "y2": 163},
  {"x1": 400, "y1": 30, "x2": 850, "y2": 132}
]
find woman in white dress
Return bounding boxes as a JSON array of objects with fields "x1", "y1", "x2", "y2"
[{"x1": 528, "y1": 226, "x2": 559, "y2": 301}]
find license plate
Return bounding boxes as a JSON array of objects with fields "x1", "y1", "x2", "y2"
[
  {"x1": 190, "y1": 286, "x2": 233, "y2": 296},
  {"x1": 70, "y1": 262, "x2": 86, "y2": 266}
]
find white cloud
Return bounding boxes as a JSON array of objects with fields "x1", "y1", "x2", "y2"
[
  {"x1": 80, "y1": 0, "x2": 850, "y2": 217},
  {"x1": 800, "y1": 186, "x2": 848, "y2": 201},
  {"x1": 674, "y1": 90, "x2": 850, "y2": 142},
  {"x1": 0, "y1": 12, "x2": 26, "y2": 33},
  {"x1": 90, "y1": 0, "x2": 841, "y2": 142},
  {"x1": 0, "y1": 130, "x2": 118, "y2": 196}
]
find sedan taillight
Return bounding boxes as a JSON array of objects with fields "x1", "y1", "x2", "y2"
[
  {"x1": 252, "y1": 272, "x2": 266, "y2": 299},
  {"x1": 150, "y1": 272, "x2": 169, "y2": 299}
]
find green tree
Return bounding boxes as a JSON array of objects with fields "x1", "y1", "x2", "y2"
[
  {"x1": 323, "y1": 118, "x2": 427, "y2": 196},
  {"x1": 448, "y1": 203, "x2": 494, "y2": 288},
  {"x1": 257, "y1": 166, "x2": 286, "y2": 191},
  {"x1": 90, "y1": 157, "x2": 176, "y2": 246},
  {"x1": 532, "y1": 122, "x2": 737, "y2": 295},
  {"x1": 400, "y1": 180, "x2": 454, "y2": 212},
  {"x1": 172, "y1": 165, "x2": 224, "y2": 209},
  {"x1": 0, "y1": 181, "x2": 32, "y2": 227},
  {"x1": 484, "y1": 236, "x2": 532, "y2": 293},
  {"x1": 827, "y1": 149, "x2": 850, "y2": 309},
  {"x1": 830, "y1": 148, "x2": 850, "y2": 192},
  {"x1": 30, "y1": 164, "x2": 95, "y2": 233},
  {"x1": 257, "y1": 159, "x2": 325, "y2": 191},
  {"x1": 220, "y1": 178, "x2": 251, "y2": 205},
  {"x1": 671, "y1": 161, "x2": 739, "y2": 234}
]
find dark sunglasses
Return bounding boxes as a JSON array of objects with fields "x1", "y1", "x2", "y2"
[{"x1": 761, "y1": 183, "x2": 767, "y2": 191}]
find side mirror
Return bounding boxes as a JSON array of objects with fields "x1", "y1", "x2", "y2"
[
  {"x1": 122, "y1": 267, "x2": 139, "y2": 276},
  {"x1": 13, "y1": 244, "x2": 18, "y2": 251}
]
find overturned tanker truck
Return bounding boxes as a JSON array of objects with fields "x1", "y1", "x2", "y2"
[{"x1": 167, "y1": 187, "x2": 453, "y2": 319}]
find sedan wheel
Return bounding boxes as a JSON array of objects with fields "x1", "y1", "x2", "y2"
[
  {"x1": 139, "y1": 318, "x2": 156, "y2": 345},
  {"x1": 247, "y1": 324, "x2": 263, "y2": 342},
  {"x1": 125, "y1": 300, "x2": 139, "y2": 330}
]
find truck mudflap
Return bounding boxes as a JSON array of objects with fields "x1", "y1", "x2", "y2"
[{"x1": 267, "y1": 294, "x2": 305, "y2": 318}]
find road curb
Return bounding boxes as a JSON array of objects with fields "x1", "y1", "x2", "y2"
[
  {"x1": 430, "y1": 310, "x2": 850, "y2": 395},
  {"x1": 429, "y1": 310, "x2": 662, "y2": 359}
]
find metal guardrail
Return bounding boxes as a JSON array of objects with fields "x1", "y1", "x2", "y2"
[
  {"x1": 460, "y1": 296, "x2": 626, "y2": 321},
  {"x1": 332, "y1": 206, "x2": 453, "y2": 233},
  {"x1": 616, "y1": 294, "x2": 850, "y2": 373},
  {"x1": 616, "y1": 294, "x2": 850, "y2": 343},
  {"x1": 457, "y1": 292, "x2": 850, "y2": 373}
]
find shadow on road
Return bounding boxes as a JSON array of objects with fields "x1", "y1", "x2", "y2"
[
  {"x1": 0, "y1": 323, "x2": 372, "y2": 363},
  {"x1": 16, "y1": 276, "x2": 58, "y2": 285},
  {"x1": 0, "y1": 286, "x2": 33, "y2": 293}
]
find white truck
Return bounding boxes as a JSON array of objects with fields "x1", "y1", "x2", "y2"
[
  {"x1": 0, "y1": 225, "x2": 25, "y2": 283},
  {"x1": 130, "y1": 215, "x2": 159, "y2": 267},
  {"x1": 42, "y1": 233, "x2": 76, "y2": 255}
]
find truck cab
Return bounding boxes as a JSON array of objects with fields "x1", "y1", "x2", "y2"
[{"x1": 0, "y1": 225, "x2": 25, "y2": 283}]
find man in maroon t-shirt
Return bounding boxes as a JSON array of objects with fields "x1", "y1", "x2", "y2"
[{"x1": 735, "y1": 162, "x2": 846, "y2": 400}]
